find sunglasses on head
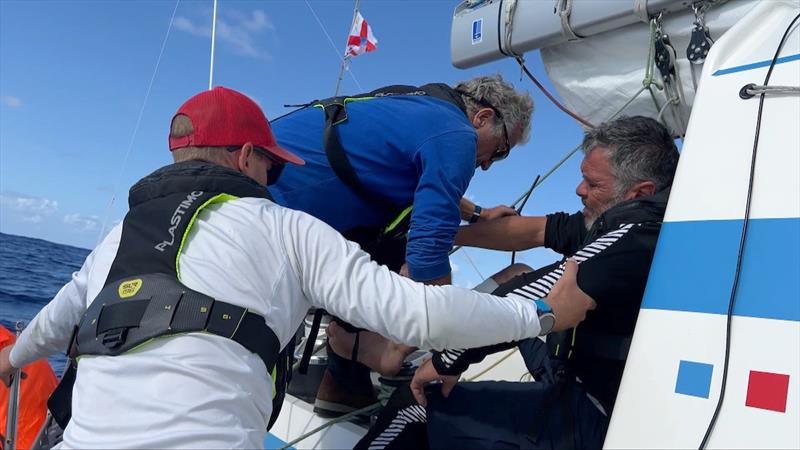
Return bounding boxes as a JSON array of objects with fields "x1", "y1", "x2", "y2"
[
  {"x1": 456, "y1": 90, "x2": 511, "y2": 162},
  {"x1": 226, "y1": 146, "x2": 286, "y2": 186}
]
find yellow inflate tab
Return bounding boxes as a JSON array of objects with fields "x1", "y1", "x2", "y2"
[{"x1": 118, "y1": 278, "x2": 143, "y2": 298}]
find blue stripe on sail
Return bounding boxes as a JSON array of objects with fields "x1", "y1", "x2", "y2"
[
  {"x1": 264, "y1": 433, "x2": 294, "y2": 449},
  {"x1": 642, "y1": 217, "x2": 800, "y2": 322},
  {"x1": 712, "y1": 53, "x2": 800, "y2": 76}
]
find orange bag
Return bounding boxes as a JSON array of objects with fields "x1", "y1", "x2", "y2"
[{"x1": 0, "y1": 326, "x2": 58, "y2": 450}]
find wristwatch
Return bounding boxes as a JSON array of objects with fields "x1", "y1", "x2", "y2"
[
  {"x1": 469, "y1": 204, "x2": 482, "y2": 224},
  {"x1": 533, "y1": 299, "x2": 556, "y2": 336}
]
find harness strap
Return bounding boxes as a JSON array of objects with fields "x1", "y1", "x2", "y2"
[
  {"x1": 84, "y1": 278, "x2": 280, "y2": 374},
  {"x1": 313, "y1": 83, "x2": 466, "y2": 221},
  {"x1": 320, "y1": 102, "x2": 401, "y2": 217},
  {"x1": 297, "y1": 308, "x2": 326, "y2": 375}
]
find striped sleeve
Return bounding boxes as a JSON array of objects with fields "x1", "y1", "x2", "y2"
[{"x1": 431, "y1": 224, "x2": 636, "y2": 375}]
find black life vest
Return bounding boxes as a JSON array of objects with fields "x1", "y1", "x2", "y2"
[{"x1": 48, "y1": 161, "x2": 292, "y2": 430}]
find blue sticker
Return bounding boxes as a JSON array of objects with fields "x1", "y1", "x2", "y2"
[
  {"x1": 675, "y1": 360, "x2": 714, "y2": 399},
  {"x1": 472, "y1": 19, "x2": 483, "y2": 45}
]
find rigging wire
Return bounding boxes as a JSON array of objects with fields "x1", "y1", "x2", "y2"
[
  {"x1": 514, "y1": 56, "x2": 595, "y2": 129},
  {"x1": 95, "y1": 0, "x2": 182, "y2": 246},
  {"x1": 511, "y1": 175, "x2": 539, "y2": 265},
  {"x1": 303, "y1": 0, "x2": 363, "y2": 92},
  {"x1": 278, "y1": 402, "x2": 381, "y2": 450},
  {"x1": 698, "y1": 12, "x2": 800, "y2": 450},
  {"x1": 460, "y1": 248, "x2": 485, "y2": 281}
]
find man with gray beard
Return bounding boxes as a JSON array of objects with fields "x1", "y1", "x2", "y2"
[{"x1": 355, "y1": 115, "x2": 680, "y2": 450}]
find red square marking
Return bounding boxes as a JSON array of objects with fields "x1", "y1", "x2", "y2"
[{"x1": 745, "y1": 370, "x2": 790, "y2": 413}]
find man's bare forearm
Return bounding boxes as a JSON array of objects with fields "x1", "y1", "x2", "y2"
[
  {"x1": 459, "y1": 197, "x2": 478, "y2": 222},
  {"x1": 455, "y1": 215, "x2": 547, "y2": 251}
]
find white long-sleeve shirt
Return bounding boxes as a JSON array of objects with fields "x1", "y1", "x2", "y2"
[{"x1": 10, "y1": 197, "x2": 542, "y2": 448}]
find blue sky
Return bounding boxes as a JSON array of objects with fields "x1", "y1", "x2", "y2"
[{"x1": 0, "y1": 0, "x2": 586, "y2": 288}]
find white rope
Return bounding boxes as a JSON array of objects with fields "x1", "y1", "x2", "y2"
[
  {"x1": 746, "y1": 85, "x2": 800, "y2": 96},
  {"x1": 95, "y1": 0, "x2": 181, "y2": 246},
  {"x1": 303, "y1": 0, "x2": 363, "y2": 92}
]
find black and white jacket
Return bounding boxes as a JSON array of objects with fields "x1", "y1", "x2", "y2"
[{"x1": 432, "y1": 189, "x2": 670, "y2": 413}]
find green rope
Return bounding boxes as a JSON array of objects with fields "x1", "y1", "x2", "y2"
[
  {"x1": 509, "y1": 143, "x2": 581, "y2": 207},
  {"x1": 277, "y1": 402, "x2": 381, "y2": 449}
]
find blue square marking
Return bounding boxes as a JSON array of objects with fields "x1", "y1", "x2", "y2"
[
  {"x1": 675, "y1": 360, "x2": 714, "y2": 399},
  {"x1": 472, "y1": 19, "x2": 482, "y2": 44}
]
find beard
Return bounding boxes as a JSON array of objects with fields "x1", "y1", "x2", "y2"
[{"x1": 582, "y1": 194, "x2": 626, "y2": 230}]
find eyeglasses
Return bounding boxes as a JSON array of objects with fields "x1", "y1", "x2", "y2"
[
  {"x1": 227, "y1": 146, "x2": 286, "y2": 186},
  {"x1": 491, "y1": 120, "x2": 511, "y2": 162},
  {"x1": 456, "y1": 90, "x2": 511, "y2": 162}
]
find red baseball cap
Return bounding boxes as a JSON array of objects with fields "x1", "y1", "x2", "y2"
[{"x1": 168, "y1": 86, "x2": 304, "y2": 165}]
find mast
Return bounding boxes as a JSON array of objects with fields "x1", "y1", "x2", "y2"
[
  {"x1": 208, "y1": 0, "x2": 219, "y2": 90},
  {"x1": 334, "y1": 0, "x2": 360, "y2": 96}
]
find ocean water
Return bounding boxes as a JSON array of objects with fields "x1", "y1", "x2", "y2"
[{"x1": 0, "y1": 232, "x2": 90, "y2": 374}]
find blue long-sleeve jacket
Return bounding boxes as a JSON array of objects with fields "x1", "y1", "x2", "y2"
[{"x1": 270, "y1": 95, "x2": 476, "y2": 281}]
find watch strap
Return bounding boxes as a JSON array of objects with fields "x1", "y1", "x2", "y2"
[{"x1": 469, "y1": 204, "x2": 482, "y2": 224}]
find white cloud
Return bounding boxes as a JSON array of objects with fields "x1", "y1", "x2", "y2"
[
  {"x1": 227, "y1": 9, "x2": 273, "y2": 33},
  {"x1": 63, "y1": 213, "x2": 101, "y2": 232},
  {"x1": 174, "y1": 9, "x2": 274, "y2": 60},
  {"x1": 0, "y1": 192, "x2": 58, "y2": 223},
  {"x1": 173, "y1": 16, "x2": 204, "y2": 35},
  {"x1": 0, "y1": 193, "x2": 58, "y2": 213},
  {"x1": 23, "y1": 215, "x2": 43, "y2": 224},
  {"x1": 1, "y1": 95, "x2": 22, "y2": 108}
]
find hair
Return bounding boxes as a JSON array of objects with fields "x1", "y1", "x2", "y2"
[
  {"x1": 169, "y1": 114, "x2": 237, "y2": 165},
  {"x1": 455, "y1": 74, "x2": 534, "y2": 145},
  {"x1": 581, "y1": 115, "x2": 680, "y2": 195}
]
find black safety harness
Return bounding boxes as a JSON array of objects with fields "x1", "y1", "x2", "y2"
[
  {"x1": 48, "y1": 161, "x2": 291, "y2": 430},
  {"x1": 313, "y1": 83, "x2": 467, "y2": 217}
]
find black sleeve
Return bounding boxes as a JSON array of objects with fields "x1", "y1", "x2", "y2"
[
  {"x1": 573, "y1": 225, "x2": 658, "y2": 334},
  {"x1": 544, "y1": 211, "x2": 587, "y2": 256}
]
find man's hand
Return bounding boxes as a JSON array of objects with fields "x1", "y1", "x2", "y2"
[
  {"x1": 479, "y1": 205, "x2": 518, "y2": 222},
  {"x1": 544, "y1": 259, "x2": 596, "y2": 332},
  {"x1": 410, "y1": 358, "x2": 459, "y2": 407},
  {"x1": 0, "y1": 345, "x2": 15, "y2": 387}
]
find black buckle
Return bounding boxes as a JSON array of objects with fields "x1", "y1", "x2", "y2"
[{"x1": 101, "y1": 328, "x2": 128, "y2": 349}]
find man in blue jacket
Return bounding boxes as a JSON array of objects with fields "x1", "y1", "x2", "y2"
[{"x1": 270, "y1": 75, "x2": 534, "y2": 415}]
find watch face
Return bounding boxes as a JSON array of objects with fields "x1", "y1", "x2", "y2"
[{"x1": 539, "y1": 313, "x2": 556, "y2": 336}]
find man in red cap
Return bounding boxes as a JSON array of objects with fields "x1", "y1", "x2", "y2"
[{"x1": 0, "y1": 87, "x2": 594, "y2": 447}]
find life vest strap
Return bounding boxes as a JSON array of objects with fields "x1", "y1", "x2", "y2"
[{"x1": 75, "y1": 273, "x2": 280, "y2": 374}]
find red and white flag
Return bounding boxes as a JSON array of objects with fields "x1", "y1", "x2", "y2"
[{"x1": 345, "y1": 12, "x2": 377, "y2": 57}]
